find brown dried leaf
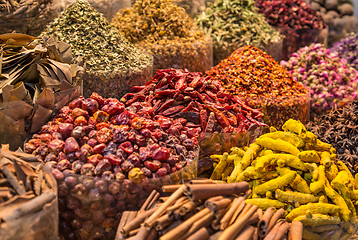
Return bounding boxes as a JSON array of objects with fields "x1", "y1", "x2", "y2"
[
  {"x1": 13, "y1": 160, "x2": 27, "y2": 189},
  {"x1": 36, "y1": 88, "x2": 55, "y2": 109},
  {"x1": 30, "y1": 105, "x2": 52, "y2": 133},
  {"x1": 1, "y1": 85, "x2": 14, "y2": 101},
  {"x1": 2, "y1": 99, "x2": 33, "y2": 120},
  {"x1": 34, "y1": 171, "x2": 43, "y2": 196},
  {"x1": 0, "y1": 33, "x2": 37, "y2": 45},
  {"x1": 10, "y1": 82, "x2": 27, "y2": 100},
  {"x1": 48, "y1": 59, "x2": 72, "y2": 83}
]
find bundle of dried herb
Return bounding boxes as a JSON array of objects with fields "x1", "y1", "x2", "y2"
[
  {"x1": 0, "y1": 33, "x2": 82, "y2": 149},
  {"x1": 196, "y1": 0, "x2": 282, "y2": 65},
  {"x1": 205, "y1": 46, "x2": 309, "y2": 128},
  {"x1": 0, "y1": 145, "x2": 58, "y2": 239},
  {"x1": 0, "y1": 0, "x2": 61, "y2": 36},
  {"x1": 41, "y1": 0, "x2": 153, "y2": 98},
  {"x1": 307, "y1": 102, "x2": 358, "y2": 175},
  {"x1": 111, "y1": 0, "x2": 212, "y2": 72}
]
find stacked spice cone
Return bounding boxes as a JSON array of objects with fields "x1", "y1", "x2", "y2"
[{"x1": 115, "y1": 180, "x2": 303, "y2": 240}]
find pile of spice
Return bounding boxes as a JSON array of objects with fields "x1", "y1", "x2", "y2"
[
  {"x1": 0, "y1": 146, "x2": 58, "y2": 239},
  {"x1": 111, "y1": 0, "x2": 212, "y2": 73},
  {"x1": 0, "y1": 33, "x2": 82, "y2": 149},
  {"x1": 255, "y1": 0, "x2": 327, "y2": 59},
  {"x1": 41, "y1": 0, "x2": 153, "y2": 98},
  {"x1": 196, "y1": 0, "x2": 282, "y2": 65},
  {"x1": 307, "y1": 101, "x2": 358, "y2": 175},
  {"x1": 308, "y1": 0, "x2": 358, "y2": 45},
  {"x1": 24, "y1": 93, "x2": 199, "y2": 239},
  {"x1": 205, "y1": 45, "x2": 309, "y2": 128},
  {"x1": 116, "y1": 181, "x2": 303, "y2": 240},
  {"x1": 281, "y1": 43, "x2": 358, "y2": 116},
  {"x1": 121, "y1": 68, "x2": 266, "y2": 135},
  {"x1": 210, "y1": 119, "x2": 358, "y2": 239},
  {"x1": 331, "y1": 32, "x2": 358, "y2": 70}
]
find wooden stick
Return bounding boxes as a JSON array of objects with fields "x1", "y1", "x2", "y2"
[
  {"x1": 122, "y1": 208, "x2": 157, "y2": 236},
  {"x1": 145, "y1": 185, "x2": 186, "y2": 227},
  {"x1": 267, "y1": 209, "x2": 285, "y2": 233},
  {"x1": 258, "y1": 207, "x2": 275, "y2": 238},
  {"x1": 139, "y1": 190, "x2": 158, "y2": 212},
  {"x1": 1, "y1": 166, "x2": 26, "y2": 195},
  {"x1": 160, "y1": 208, "x2": 211, "y2": 240},
  {"x1": 289, "y1": 221, "x2": 303, "y2": 240},
  {"x1": 234, "y1": 225, "x2": 255, "y2": 240},
  {"x1": 218, "y1": 205, "x2": 258, "y2": 240}
]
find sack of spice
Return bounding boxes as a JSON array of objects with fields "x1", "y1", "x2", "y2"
[
  {"x1": 210, "y1": 119, "x2": 358, "y2": 239},
  {"x1": 0, "y1": 33, "x2": 83, "y2": 150},
  {"x1": 196, "y1": 0, "x2": 282, "y2": 65},
  {"x1": 205, "y1": 45, "x2": 309, "y2": 129},
  {"x1": 0, "y1": 0, "x2": 64, "y2": 36},
  {"x1": 111, "y1": 0, "x2": 213, "y2": 73},
  {"x1": 256, "y1": 0, "x2": 328, "y2": 60},
  {"x1": 41, "y1": 0, "x2": 153, "y2": 98},
  {"x1": 24, "y1": 92, "x2": 200, "y2": 239},
  {"x1": 331, "y1": 32, "x2": 358, "y2": 70},
  {"x1": 281, "y1": 43, "x2": 358, "y2": 117},
  {"x1": 0, "y1": 145, "x2": 58, "y2": 240},
  {"x1": 307, "y1": 101, "x2": 358, "y2": 176}
]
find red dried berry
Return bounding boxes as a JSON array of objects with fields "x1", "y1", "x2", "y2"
[
  {"x1": 40, "y1": 133, "x2": 53, "y2": 143},
  {"x1": 153, "y1": 147, "x2": 170, "y2": 161},
  {"x1": 93, "y1": 143, "x2": 106, "y2": 154},
  {"x1": 59, "y1": 123, "x2": 74, "y2": 139},
  {"x1": 144, "y1": 160, "x2": 162, "y2": 172},
  {"x1": 72, "y1": 126, "x2": 86, "y2": 139},
  {"x1": 71, "y1": 108, "x2": 89, "y2": 118},
  {"x1": 69, "y1": 97, "x2": 84, "y2": 109},
  {"x1": 97, "y1": 127, "x2": 113, "y2": 144},
  {"x1": 74, "y1": 116, "x2": 88, "y2": 126},
  {"x1": 90, "y1": 92, "x2": 105, "y2": 106},
  {"x1": 93, "y1": 110, "x2": 110, "y2": 122},
  {"x1": 119, "y1": 141, "x2": 133, "y2": 154},
  {"x1": 48, "y1": 139, "x2": 65, "y2": 153},
  {"x1": 156, "y1": 167, "x2": 168, "y2": 177},
  {"x1": 81, "y1": 98, "x2": 99, "y2": 115},
  {"x1": 64, "y1": 137, "x2": 80, "y2": 154},
  {"x1": 102, "y1": 99, "x2": 125, "y2": 116},
  {"x1": 87, "y1": 154, "x2": 103, "y2": 166},
  {"x1": 96, "y1": 122, "x2": 110, "y2": 130},
  {"x1": 104, "y1": 153, "x2": 122, "y2": 166},
  {"x1": 57, "y1": 159, "x2": 72, "y2": 171}
]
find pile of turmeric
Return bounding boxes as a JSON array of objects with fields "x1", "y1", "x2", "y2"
[{"x1": 210, "y1": 119, "x2": 358, "y2": 239}]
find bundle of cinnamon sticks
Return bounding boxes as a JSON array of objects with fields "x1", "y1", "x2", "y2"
[{"x1": 115, "y1": 180, "x2": 303, "y2": 240}]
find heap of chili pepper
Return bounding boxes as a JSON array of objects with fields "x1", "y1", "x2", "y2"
[
  {"x1": 205, "y1": 46, "x2": 309, "y2": 127},
  {"x1": 121, "y1": 69, "x2": 266, "y2": 135}
]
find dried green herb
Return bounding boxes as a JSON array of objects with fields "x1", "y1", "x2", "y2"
[
  {"x1": 41, "y1": 0, "x2": 151, "y2": 74},
  {"x1": 111, "y1": 0, "x2": 212, "y2": 72},
  {"x1": 196, "y1": 0, "x2": 282, "y2": 64}
]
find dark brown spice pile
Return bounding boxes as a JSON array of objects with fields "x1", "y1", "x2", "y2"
[{"x1": 307, "y1": 101, "x2": 358, "y2": 175}]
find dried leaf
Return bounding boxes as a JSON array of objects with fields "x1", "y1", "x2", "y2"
[
  {"x1": 0, "y1": 33, "x2": 38, "y2": 45},
  {"x1": 36, "y1": 88, "x2": 55, "y2": 109},
  {"x1": 30, "y1": 105, "x2": 52, "y2": 133},
  {"x1": 13, "y1": 160, "x2": 27, "y2": 189},
  {"x1": 2, "y1": 85, "x2": 14, "y2": 101},
  {"x1": 10, "y1": 82, "x2": 27, "y2": 100},
  {"x1": 2, "y1": 99, "x2": 33, "y2": 120}
]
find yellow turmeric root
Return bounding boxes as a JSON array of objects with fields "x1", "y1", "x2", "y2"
[{"x1": 286, "y1": 203, "x2": 340, "y2": 221}]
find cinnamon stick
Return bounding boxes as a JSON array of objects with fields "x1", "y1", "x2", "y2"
[
  {"x1": 248, "y1": 211, "x2": 260, "y2": 225},
  {"x1": 131, "y1": 225, "x2": 151, "y2": 240},
  {"x1": 1, "y1": 166, "x2": 26, "y2": 195},
  {"x1": 139, "y1": 190, "x2": 158, "y2": 212},
  {"x1": 147, "y1": 229, "x2": 158, "y2": 240},
  {"x1": 207, "y1": 197, "x2": 232, "y2": 212},
  {"x1": 189, "y1": 179, "x2": 214, "y2": 184},
  {"x1": 116, "y1": 211, "x2": 131, "y2": 240},
  {"x1": 210, "y1": 231, "x2": 223, "y2": 240},
  {"x1": 267, "y1": 209, "x2": 285, "y2": 233},
  {"x1": 126, "y1": 211, "x2": 138, "y2": 226},
  {"x1": 258, "y1": 207, "x2": 275, "y2": 238},
  {"x1": 288, "y1": 221, "x2": 303, "y2": 240},
  {"x1": 273, "y1": 221, "x2": 289, "y2": 240},
  {"x1": 220, "y1": 196, "x2": 245, "y2": 230},
  {"x1": 145, "y1": 185, "x2": 186, "y2": 227},
  {"x1": 186, "y1": 182, "x2": 249, "y2": 201},
  {"x1": 128, "y1": 228, "x2": 140, "y2": 237},
  {"x1": 264, "y1": 220, "x2": 290, "y2": 240},
  {"x1": 179, "y1": 211, "x2": 215, "y2": 240},
  {"x1": 159, "y1": 197, "x2": 170, "y2": 202},
  {"x1": 154, "y1": 214, "x2": 173, "y2": 231},
  {"x1": 186, "y1": 227, "x2": 211, "y2": 240},
  {"x1": 179, "y1": 201, "x2": 199, "y2": 216},
  {"x1": 205, "y1": 196, "x2": 224, "y2": 207},
  {"x1": 4, "y1": 191, "x2": 55, "y2": 221},
  {"x1": 160, "y1": 208, "x2": 211, "y2": 240},
  {"x1": 162, "y1": 185, "x2": 182, "y2": 192},
  {"x1": 229, "y1": 202, "x2": 249, "y2": 225},
  {"x1": 122, "y1": 208, "x2": 157, "y2": 236},
  {"x1": 234, "y1": 225, "x2": 255, "y2": 240},
  {"x1": 212, "y1": 208, "x2": 228, "y2": 230},
  {"x1": 218, "y1": 205, "x2": 258, "y2": 240},
  {"x1": 166, "y1": 196, "x2": 188, "y2": 212}
]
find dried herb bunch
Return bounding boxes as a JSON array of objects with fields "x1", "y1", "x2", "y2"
[
  {"x1": 111, "y1": 0, "x2": 212, "y2": 72},
  {"x1": 205, "y1": 46, "x2": 309, "y2": 128},
  {"x1": 0, "y1": 0, "x2": 59, "y2": 36},
  {"x1": 0, "y1": 33, "x2": 82, "y2": 149},
  {"x1": 196, "y1": 0, "x2": 282, "y2": 64},
  {"x1": 307, "y1": 102, "x2": 358, "y2": 175},
  {"x1": 41, "y1": 0, "x2": 151, "y2": 74}
]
